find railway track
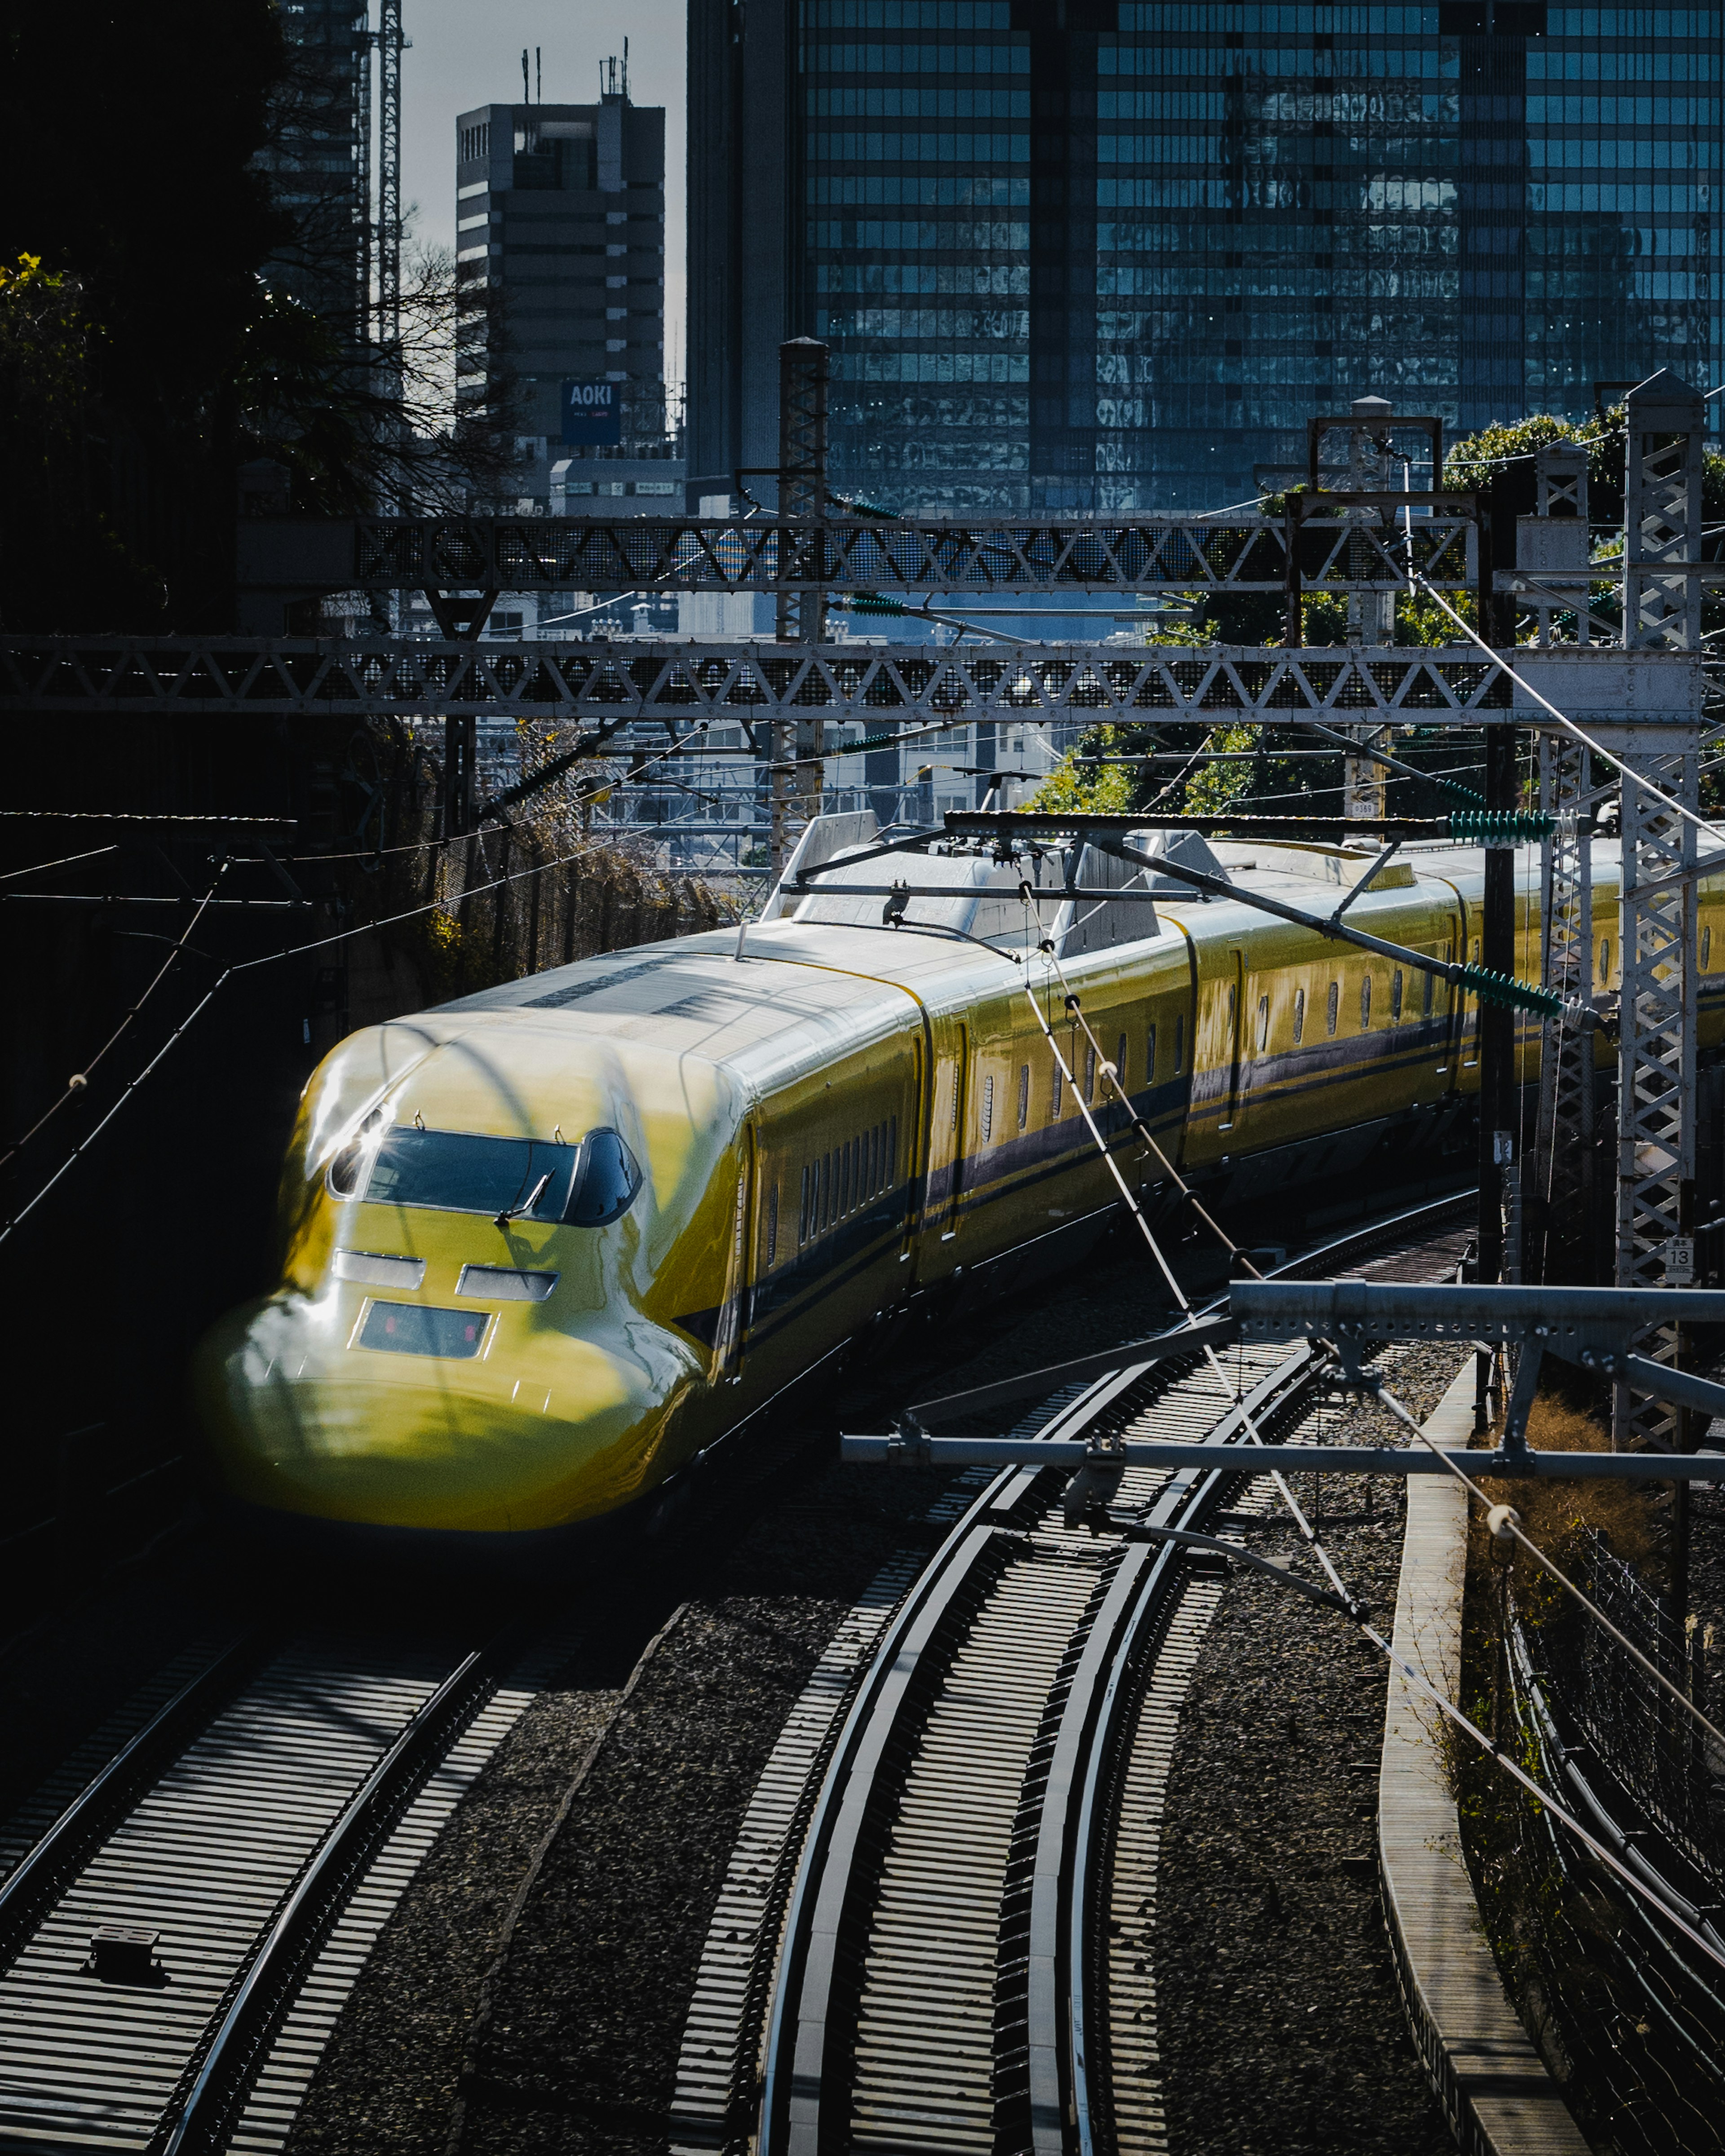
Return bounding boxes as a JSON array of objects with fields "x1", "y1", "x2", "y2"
[
  {"x1": 0, "y1": 1622, "x2": 574, "y2": 2156},
  {"x1": 0, "y1": 1192, "x2": 1469, "y2": 2156},
  {"x1": 674, "y1": 1188, "x2": 1473, "y2": 2156}
]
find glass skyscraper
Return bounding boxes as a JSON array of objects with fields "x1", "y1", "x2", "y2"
[{"x1": 688, "y1": 1, "x2": 1721, "y2": 514}]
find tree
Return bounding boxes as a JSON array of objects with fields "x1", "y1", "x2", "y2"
[{"x1": 0, "y1": 2, "x2": 288, "y2": 628}]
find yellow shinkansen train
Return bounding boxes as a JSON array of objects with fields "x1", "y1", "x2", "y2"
[{"x1": 193, "y1": 821, "x2": 1725, "y2": 1559}]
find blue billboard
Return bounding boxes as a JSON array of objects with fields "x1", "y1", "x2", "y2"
[{"x1": 561, "y1": 378, "x2": 622, "y2": 447}]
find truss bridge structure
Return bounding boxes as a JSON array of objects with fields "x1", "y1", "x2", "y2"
[
  {"x1": 0, "y1": 638, "x2": 1559, "y2": 725},
  {"x1": 237, "y1": 508, "x2": 1479, "y2": 609}
]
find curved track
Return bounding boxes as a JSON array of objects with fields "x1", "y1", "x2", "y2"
[
  {"x1": 0, "y1": 1626, "x2": 571, "y2": 2156},
  {"x1": 676, "y1": 1191, "x2": 1473, "y2": 2156}
]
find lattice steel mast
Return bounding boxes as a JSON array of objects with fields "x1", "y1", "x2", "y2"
[
  {"x1": 1612, "y1": 371, "x2": 1706, "y2": 1450},
  {"x1": 770, "y1": 339, "x2": 830, "y2": 875}
]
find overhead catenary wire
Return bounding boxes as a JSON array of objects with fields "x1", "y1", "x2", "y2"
[
  {"x1": 1010, "y1": 857, "x2": 1725, "y2": 1923},
  {"x1": 1013, "y1": 888, "x2": 1358, "y2": 1609},
  {"x1": 0, "y1": 844, "x2": 120, "y2": 883},
  {"x1": 1367, "y1": 1375, "x2": 1725, "y2": 1756},
  {"x1": 1358, "y1": 1611, "x2": 1725, "y2": 1980},
  {"x1": 1410, "y1": 573, "x2": 1722, "y2": 841},
  {"x1": 1028, "y1": 923, "x2": 1725, "y2": 1966},
  {"x1": 0, "y1": 835, "x2": 619, "y2": 1246},
  {"x1": 0, "y1": 860, "x2": 232, "y2": 1174},
  {"x1": 1017, "y1": 882, "x2": 1725, "y2": 1765}
]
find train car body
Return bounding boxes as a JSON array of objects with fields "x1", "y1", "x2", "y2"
[{"x1": 193, "y1": 826, "x2": 1725, "y2": 1559}]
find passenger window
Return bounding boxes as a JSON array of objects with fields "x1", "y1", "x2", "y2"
[
  {"x1": 1116, "y1": 1032, "x2": 1128, "y2": 1091},
  {"x1": 1292, "y1": 989, "x2": 1305, "y2": 1044},
  {"x1": 766, "y1": 1184, "x2": 778, "y2": 1267},
  {"x1": 1083, "y1": 1044, "x2": 1096, "y2": 1102},
  {"x1": 1146, "y1": 1025, "x2": 1157, "y2": 1081},
  {"x1": 982, "y1": 1074, "x2": 995, "y2": 1142},
  {"x1": 1703, "y1": 926, "x2": 1712, "y2": 971},
  {"x1": 1392, "y1": 971, "x2": 1404, "y2": 1022},
  {"x1": 1256, "y1": 994, "x2": 1269, "y2": 1051},
  {"x1": 1017, "y1": 1065, "x2": 1030, "y2": 1131},
  {"x1": 1360, "y1": 975, "x2": 1373, "y2": 1029},
  {"x1": 1326, "y1": 982, "x2": 1339, "y2": 1037},
  {"x1": 566, "y1": 1129, "x2": 642, "y2": 1227},
  {"x1": 1599, "y1": 937, "x2": 1610, "y2": 983}
]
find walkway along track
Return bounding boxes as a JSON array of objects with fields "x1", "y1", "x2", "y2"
[
  {"x1": 0, "y1": 1626, "x2": 567, "y2": 2156},
  {"x1": 669, "y1": 1192, "x2": 1471, "y2": 2156}
]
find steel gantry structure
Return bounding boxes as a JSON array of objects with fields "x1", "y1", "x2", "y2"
[{"x1": 3, "y1": 370, "x2": 1720, "y2": 1446}]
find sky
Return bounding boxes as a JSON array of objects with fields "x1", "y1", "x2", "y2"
[{"x1": 402, "y1": 0, "x2": 687, "y2": 392}]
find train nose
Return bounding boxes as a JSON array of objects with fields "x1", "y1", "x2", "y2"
[{"x1": 192, "y1": 1286, "x2": 699, "y2": 1535}]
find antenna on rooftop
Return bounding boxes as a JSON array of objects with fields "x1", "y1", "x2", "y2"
[
  {"x1": 521, "y1": 47, "x2": 529, "y2": 104},
  {"x1": 535, "y1": 46, "x2": 541, "y2": 103},
  {"x1": 623, "y1": 37, "x2": 629, "y2": 97}
]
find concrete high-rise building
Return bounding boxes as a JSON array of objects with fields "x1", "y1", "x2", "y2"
[
  {"x1": 688, "y1": 2, "x2": 1722, "y2": 513},
  {"x1": 456, "y1": 81, "x2": 672, "y2": 506},
  {"x1": 259, "y1": 0, "x2": 374, "y2": 331}
]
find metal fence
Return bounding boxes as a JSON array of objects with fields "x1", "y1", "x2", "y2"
[
  {"x1": 1481, "y1": 1562, "x2": 1725, "y2": 2156},
  {"x1": 1555, "y1": 1532, "x2": 1723, "y2": 1877}
]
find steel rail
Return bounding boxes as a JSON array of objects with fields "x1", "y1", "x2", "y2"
[
  {"x1": 0, "y1": 1632, "x2": 523, "y2": 2156},
  {"x1": 756, "y1": 1489, "x2": 1021, "y2": 2154},
  {"x1": 0, "y1": 1634, "x2": 265, "y2": 1965},
  {"x1": 757, "y1": 1188, "x2": 1472, "y2": 2156},
  {"x1": 1062, "y1": 1348, "x2": 1324, "y2": 2156},
  {"x1": 152, "y1": 1641, "x2": 509, "y2": 2156}
]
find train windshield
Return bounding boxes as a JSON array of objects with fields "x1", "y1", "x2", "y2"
[
  {"x1": 332, "y1": 1124, "x2": 642, "y2": 1226},
  {"x1": 362, "y1": 1130, "x2": 577, "y2": 1221}
]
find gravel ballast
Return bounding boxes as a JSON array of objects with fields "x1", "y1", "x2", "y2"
[
  {"x1": 1154, "y1": 1342, "x2": 1470, "y2": 2156},
  {"x1": 283, "y1": 1216, "x2": 1197, "y2": 2156},
  {"x1": 44, "y1": 1207, "x2": 1451, "y2": 2156}
]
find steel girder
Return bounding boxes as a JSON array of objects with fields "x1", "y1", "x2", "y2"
[
  {"x1": 0, "y1": 637, "x2": 1522, "y2": 723},
  {"x1": 336, "y1": 511, "x2": 1477, "y2": 595}
]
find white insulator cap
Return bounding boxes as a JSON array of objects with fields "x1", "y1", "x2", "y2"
[{"x1": 1486, "y1": 1502, "x2": 1521, "y2": 1542}]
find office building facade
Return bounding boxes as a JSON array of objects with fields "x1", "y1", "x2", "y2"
[
  {"x1": 456, "y1": 90, "x2": 669, "y2": 494},
  {"x1": 688, "y1": 1, "x2": 1722, "y2": 513},
  {"x1": 259, "y1": 0, "x2": 373, "y2": 329}
]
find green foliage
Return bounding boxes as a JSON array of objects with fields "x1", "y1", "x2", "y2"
[
  {"x1": 1443, "y1": 410, "x2": 1599, "y2": 495},
  {"x1": 1180, "y1": 723, "x2": 1258, "y2": 813},
  {"x1": 0, "y1": 254, "x2": 171, "y2": 625},
  {"x1": 1023, "y1": 722, "x2": 1158, "y2": 814}
]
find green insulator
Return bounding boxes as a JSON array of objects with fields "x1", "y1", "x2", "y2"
[
  {"x1": 847, "y1": 592, "x2": 910, "y2": 616},
  {"x1": 832, "y1": 493, "x2": 901, "y2": 522},
  {"x1": 1451, "y1": 963, "x2": 1563, "y2": 1017},
  {"x1": 1446, "y1": 809, "x2": 1555, "y2": 842}
]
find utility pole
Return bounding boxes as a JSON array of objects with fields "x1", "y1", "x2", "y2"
[{"x1": 770, "y1": 338, "x2": 830, "y2": 877}]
